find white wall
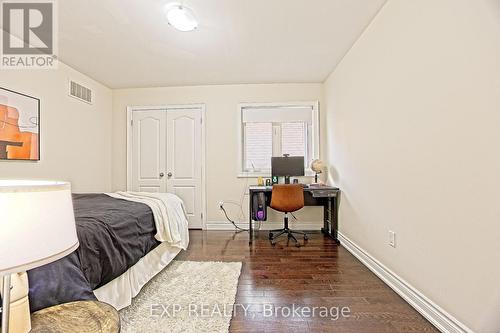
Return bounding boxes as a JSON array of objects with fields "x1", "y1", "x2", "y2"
[
  {"x1": 112, "y1": 83, "x2": 326, "y2": 225},
  {"x1": 324, "y1": 0, "x2": 500, "y2": 332},
  {"x1": 0, "y1": 62, "x2": 113, "y2": 192}
]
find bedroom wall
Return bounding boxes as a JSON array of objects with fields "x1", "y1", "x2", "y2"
[
  {"x1": 112, "y1": 83, "x2": 326, "y2": 226},
  {"x1": 0, "y1": 62, "x2": 113, "y2": 192},
  {"x1": 323, "y1": 0, "x2": 500, "y2": 332}
]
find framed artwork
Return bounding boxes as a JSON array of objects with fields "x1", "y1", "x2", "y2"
[{"x1": 0, "y1": 87, "x2": 40, "y2": 161}]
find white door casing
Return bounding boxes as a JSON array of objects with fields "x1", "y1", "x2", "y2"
[{"x1": 127, "y1": 105, "x2": 206, "y2": 229}]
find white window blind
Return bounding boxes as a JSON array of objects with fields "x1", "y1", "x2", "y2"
[
  {"x1": 244, "y1": 122, "x2": 272, "y2": 170},
  {"x1": 281, "y1": 122, "x2": 306, "y2": 158},
  {"x1": 242, "y1": 107, "x2": 313, "y2": 123}
]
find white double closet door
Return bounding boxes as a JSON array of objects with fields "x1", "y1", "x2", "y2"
[{"x1": 129, "y1": 106, "x2": 203, "y2": 229}]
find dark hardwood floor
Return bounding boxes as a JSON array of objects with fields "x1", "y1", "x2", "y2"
[{"x1": 177, "y1": 230, "x2": 439, "y2": 333}]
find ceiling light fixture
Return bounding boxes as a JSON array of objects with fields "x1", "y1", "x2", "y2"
[{"x1": 165, "y1": 4, "x2": 198, "y2": 32}]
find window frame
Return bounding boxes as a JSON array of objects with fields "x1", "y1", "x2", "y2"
[{"x1": 237, "y1": 101, "x2": 320, "y2": 178}]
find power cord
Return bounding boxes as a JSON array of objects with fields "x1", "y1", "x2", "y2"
[
  {"x1": 220, "y1": 205, "x2": 248, "y2": 232},
  {"x1": 218, "y1": 176, "x2": 252, "y2": 232}
]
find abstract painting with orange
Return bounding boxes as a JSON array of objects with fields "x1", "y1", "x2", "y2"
[{"x1": 0, "y1": 88, "x2": 40, "y2": 161}]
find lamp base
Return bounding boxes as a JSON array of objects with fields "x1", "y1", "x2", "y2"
[{"x1": 1, "y1": 274, "x2": 11, "y2": 333}]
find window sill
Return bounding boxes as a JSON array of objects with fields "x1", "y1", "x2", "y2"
[
  {"x1": 237, "y1": 169, "x2": 316, "y2": 178},
  {"x1": 237, "y1": 172, "x2": 271, "y2": 178}
]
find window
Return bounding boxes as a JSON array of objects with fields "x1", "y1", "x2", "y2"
[{"x1": 238, "y1": 102, "x2": 319, "y2": 176}]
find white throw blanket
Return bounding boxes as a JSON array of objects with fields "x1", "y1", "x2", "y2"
[{"x1": 105, "y1": 191, "x2": 189, "y2": 250}]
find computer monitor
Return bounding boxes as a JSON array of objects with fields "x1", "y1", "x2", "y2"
[{"x1": 271, "y1": 156, "x2": 305, "y2": 183}]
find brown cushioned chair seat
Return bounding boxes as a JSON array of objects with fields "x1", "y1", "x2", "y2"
[{"x1": 270, "y1": 184, "x2": 304, "y2": 213}]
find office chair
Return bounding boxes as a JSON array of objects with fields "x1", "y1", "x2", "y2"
[{"x1": 269, "y1": 184, "x2": 308, "y2": 247}]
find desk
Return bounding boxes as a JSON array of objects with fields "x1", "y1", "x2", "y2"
[{"x1": 248, "y1": 186, "x2": 341, "y2": 245}]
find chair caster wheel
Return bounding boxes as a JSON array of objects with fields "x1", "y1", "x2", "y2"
[
  {"x1": 269, "y1": 232, "x2": 273, "y2": 240},
  {"x1": 304, "y1": 235, "x2": 308, "y2": 241},
  {"x1": 271, "y1": 241, "x2": 276, "y2": 246}
]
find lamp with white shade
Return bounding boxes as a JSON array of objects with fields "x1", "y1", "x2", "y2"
[{"x1": 0, "y1": 180, "x2": 79, "y2": 333}]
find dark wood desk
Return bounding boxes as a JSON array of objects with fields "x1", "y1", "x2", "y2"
[{"x1": 248, "y1": 186, "x2": 341, "y2": 245}]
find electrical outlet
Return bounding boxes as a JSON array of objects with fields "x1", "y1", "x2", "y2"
[
  {"x1": 218, "y1": 201, "x2": 224, "y2": 209},
  {"x1": 388, "y1": 230, "x2": 396, "y2": 248}
]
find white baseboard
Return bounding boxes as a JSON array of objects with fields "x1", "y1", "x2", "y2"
[
  {"x1": 206, "y1": 220, "x2": 323, "y2": 231},
  {"x1": 205, "y1": 221, "x2": 248, "y2": 231},
  {"x1": 338, "y1": 232, "x2": 474, "y2": 333}
]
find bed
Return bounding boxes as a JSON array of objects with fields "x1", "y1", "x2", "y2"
[{"x1": 27, "y1": 192, "x2": 189, "y2": 312}]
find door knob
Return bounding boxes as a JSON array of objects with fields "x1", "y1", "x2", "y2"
[
  {"x1": 167, "y1": 172, "x2": 173, "y2": 178},
  {"x1": 159, "y1": 172, "x2": 165, "y2": 178}
]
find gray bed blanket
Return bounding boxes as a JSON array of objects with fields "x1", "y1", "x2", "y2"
[{"x1": 27, "y1": 193, "x2": 159, "y2": 312}]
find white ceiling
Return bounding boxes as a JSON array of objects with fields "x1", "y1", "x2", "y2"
[{"x1": 59, "y1": 0, "x2": 386, "y2": 89}]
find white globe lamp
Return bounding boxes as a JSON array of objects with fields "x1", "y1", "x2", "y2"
[{"x1": 310, "y1": 159, "x2": 324, "y2": 184}]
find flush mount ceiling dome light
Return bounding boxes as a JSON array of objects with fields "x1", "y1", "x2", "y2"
[{"x1": 165, "y1": 4, "x2": 198, "y2": 32}]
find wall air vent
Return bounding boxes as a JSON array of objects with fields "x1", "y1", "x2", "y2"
[{"x1": 69, "y1": 80, "x2": 93, "y2": 104}]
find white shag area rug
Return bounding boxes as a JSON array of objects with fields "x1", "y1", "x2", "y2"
[{"x1": 119, "y1": 261, "x2": 242, "y2": 333}]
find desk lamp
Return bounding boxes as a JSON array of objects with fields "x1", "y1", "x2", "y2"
[
  {"x1": 0, "y1": 180, "x2": 79, "y2": 333},
  {"x1": 311, "y1": 159, "x2": 324, "y2": 184}
]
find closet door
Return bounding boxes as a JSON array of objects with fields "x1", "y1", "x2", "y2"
[
  {"x1": 166, "y1": 108, "x2": 203, "y2": 228},
  {"x1": 130, "y1": 110, "x2": 167, "y2": 193}
]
